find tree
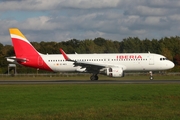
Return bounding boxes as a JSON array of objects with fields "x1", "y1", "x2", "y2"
[
  {"x1": 173, "y1": 54, "x2": 180, "y2": 65},
  {"x1": 121, "y1": 37, "x2": 141, "y2": 53},
  {"x1": 94, "y1": 37, "x2": 106, "y2": 46}
]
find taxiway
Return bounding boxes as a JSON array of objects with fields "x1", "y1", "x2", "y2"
[{"x1": 0, "y1": 80, "x2": 180, "y2": 85}]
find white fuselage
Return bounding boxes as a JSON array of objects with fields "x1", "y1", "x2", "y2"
[{"x1": 40, "y1": 53, "x2": 174, "y2": 72}]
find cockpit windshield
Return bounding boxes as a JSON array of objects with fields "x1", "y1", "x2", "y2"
[{"x1": 160, "y1": 58, "x2": 168, "y2": 61}]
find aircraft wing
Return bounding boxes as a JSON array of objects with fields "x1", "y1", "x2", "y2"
[
  {"x1": 74, "y1": 61, "x2": 106, "y2": 72},
  {"x1": 60, "y1": 49, "x2": 106, "y2": 72}
]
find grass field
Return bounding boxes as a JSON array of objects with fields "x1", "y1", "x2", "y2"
[{"x1": 0, "y1": 84, "x2": 180, "y2": 120}]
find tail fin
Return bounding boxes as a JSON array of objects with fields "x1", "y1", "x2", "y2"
[
  {"x1": 9, "y1": 28, "x2": 39, "y2": 58},
  {"x1": 9, "y1": 28, "x2": 52, "y2": 71}
]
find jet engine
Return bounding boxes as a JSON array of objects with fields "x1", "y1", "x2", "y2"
[{"x1": 105, "y1": 67, "x2": 124, "y2": 77}]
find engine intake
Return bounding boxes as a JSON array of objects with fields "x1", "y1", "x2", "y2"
[{"x1": 106, "y1": 67, "x2": 124, "y2": 77}]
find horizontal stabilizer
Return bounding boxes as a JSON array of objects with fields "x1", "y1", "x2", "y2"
[{"x1": 6, "y1": 56, "x2": 27, "y2": 63}]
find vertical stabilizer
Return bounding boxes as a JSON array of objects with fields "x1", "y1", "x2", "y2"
[
  {"x1": 9, "y1": 28, "x2": 39, "y2": 58},
  {"x1": 8, "y1": 28, "x2": 52, "y2": 71}
]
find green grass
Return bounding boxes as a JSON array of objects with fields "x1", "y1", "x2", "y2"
[{"x1": 0, "y1": 84, "x2": 180, "y2": 120}]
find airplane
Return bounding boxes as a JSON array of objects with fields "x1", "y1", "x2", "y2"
[{"x1": 7, "y1": 28, "x2": 175, "y2": 80}]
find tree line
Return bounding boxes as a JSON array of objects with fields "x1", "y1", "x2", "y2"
[{"x1": 0, "y1": 37, "x2": 180, "y2": 73}]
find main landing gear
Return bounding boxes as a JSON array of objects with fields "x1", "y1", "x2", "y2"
[
  {"x1": 90, "y1": 74, "x2": 99, "y2": 81},
  {"x1": 149, "y1": 71, "x2": 153, "y2": 80}
]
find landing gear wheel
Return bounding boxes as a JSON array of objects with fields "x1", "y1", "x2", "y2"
[
  {"x1": 94, "y1": 75, "x2": 98, "y2": 80},
  {"x1": 149, "y1": 71, "x2": 153, "y2": 80},
  {"x1": 149, "y1": 76, "x2": 153, "y2": 80},
  {"x1": 90, "y1": 75, "x2": 99, "y2": 81}
]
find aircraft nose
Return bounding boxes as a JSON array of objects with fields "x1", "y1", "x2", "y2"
[{"x1": 169, "y1": 61, "x2": 175, "y2": 69}]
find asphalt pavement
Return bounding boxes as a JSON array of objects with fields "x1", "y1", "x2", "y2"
[{"x1": 0, "y1": 80, "x2": 180, "y2": 84}]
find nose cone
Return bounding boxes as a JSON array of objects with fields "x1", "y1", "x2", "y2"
[{"x1": 168, "y1": 61, "x2": 175, "y2": 69}]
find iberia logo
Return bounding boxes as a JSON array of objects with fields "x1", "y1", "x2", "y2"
[{"x1": 116, "y1": 55, "x2": 142, "y2": 59}]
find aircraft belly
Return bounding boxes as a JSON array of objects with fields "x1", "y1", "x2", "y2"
[
  {"x1": 124, "y1": 62, "x2": 161, "y2": 71},
  {"x1": 122, "y1": 62, "x2": 145, "y2": 71}
]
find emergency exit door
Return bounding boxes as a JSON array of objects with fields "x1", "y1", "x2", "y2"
[{"x1": 149, "y1": 55, "x2": 154, "y2": 65}]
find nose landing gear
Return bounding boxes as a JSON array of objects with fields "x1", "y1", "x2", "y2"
[{"x1": 149, "y1": 71, "x2": 153, "y2": 80}]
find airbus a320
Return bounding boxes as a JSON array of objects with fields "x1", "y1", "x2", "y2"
[{"x1": 7, "y1": 28, "x2": 174, "y2": 80}]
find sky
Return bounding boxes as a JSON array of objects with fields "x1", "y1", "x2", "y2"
[{"x1": 0, "y1": 0, "x2": 180, "y2": 45}]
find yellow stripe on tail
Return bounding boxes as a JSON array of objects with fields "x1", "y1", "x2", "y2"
[{"x1": 9, "y1": 28, "x2": 27, "y2": 40}]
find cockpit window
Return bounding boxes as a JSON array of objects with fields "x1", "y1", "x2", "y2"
[{"x1": 160, "y1": 58, "x2": 168, "y2": 61}]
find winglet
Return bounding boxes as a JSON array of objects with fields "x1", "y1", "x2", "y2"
[{"x1": 60, "y1": 48, "x2": 71, "y2": 61}]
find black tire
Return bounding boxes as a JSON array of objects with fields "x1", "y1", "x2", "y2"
[
  {"x1": 90, "y1": 75, "x2": 99, "y2": 81},
  {"x1": 94, "y1": 75, "x2": 99, "y2": 80}
]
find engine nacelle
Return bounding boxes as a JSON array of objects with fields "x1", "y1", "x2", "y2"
[{"x1": 106, "y1": 67, "x2": 124, "y2": 77}]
